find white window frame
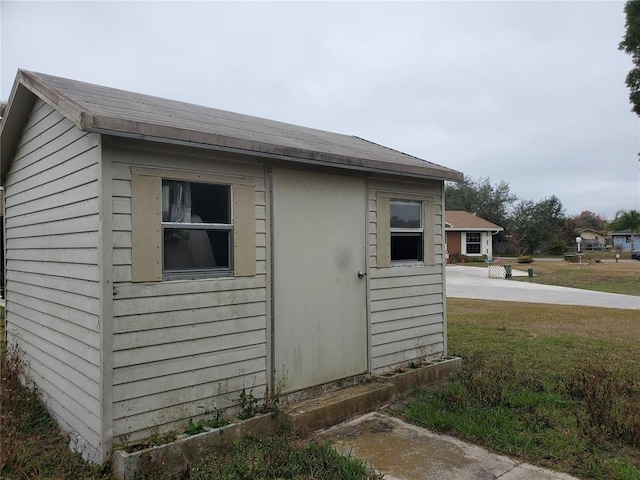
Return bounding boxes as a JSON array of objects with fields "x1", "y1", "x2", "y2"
[
  {"x1": 390, "y1": 199, "x2": 424, "y2": 264},
  {"x1": 465, "y1": 232, "x2": 482, "y2": 255}
]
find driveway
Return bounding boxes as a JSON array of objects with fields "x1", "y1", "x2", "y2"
[{"x1": 446, "y1": 265, "x2": 640, "y2": 310}]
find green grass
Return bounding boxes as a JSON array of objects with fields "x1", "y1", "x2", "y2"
[
  {"x1": 188, "y1": 435, "x2": 380, "y2": 480},
  {"x1": 510, "y1": 259, "x2": 640, "y2": 296},
  {"x1": 393, "y1": 298, "x2": 640, "y2": 480}
]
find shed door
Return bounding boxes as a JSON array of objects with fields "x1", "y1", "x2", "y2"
[{"x1": 272, "y1": 168, "x2": 367, "y2": 392}]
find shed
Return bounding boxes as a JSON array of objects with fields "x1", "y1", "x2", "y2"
[
  {"x1": 444, "y1": 210, "x2": 503, "y2": 261},
  {"x1": 0, "y1": 70, "x2": 463, "y2": 462}
]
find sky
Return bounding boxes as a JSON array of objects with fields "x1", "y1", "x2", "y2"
[{"x1": 2, "y1": 0, "x2": 639, "y2": 219}]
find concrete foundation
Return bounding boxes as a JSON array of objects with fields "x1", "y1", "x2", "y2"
[{"x1": 112, "y1": 357, "x2": 461, "y2": 480}]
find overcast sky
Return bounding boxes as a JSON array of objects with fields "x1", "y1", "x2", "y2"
[{"x1": 2, "y1": 1, "x2": 639, "y2": 219}]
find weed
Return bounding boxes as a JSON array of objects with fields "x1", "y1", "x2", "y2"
[
  {"x1": 235, "y1": 386, "x2": 262, "y2": 420},
  {"x1": 189, "y1": 434, "x2": 382, "y2": 479},
  {"x1": 566, "y1": 364, "x2": 640, "y2": 448},
  {"x1": 113, "y1": 432, "x2": 132, "y2": 451},
  {"x1": 185, "y1": 418, "x2": 208, "y2": 435},
  {"x1": 1, "y1": 343, "x2": 110, "y2": 478},
  {"x1": 201, "y1": 403, "x2": 231, "y2": 429},
  {"x1": 148, "y1": 426, "x2": 177, "y2": 447}
]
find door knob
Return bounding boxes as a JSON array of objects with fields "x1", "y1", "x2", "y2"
[{"x1": 357, "y1": 270, "x2": 367, "y2": 279}]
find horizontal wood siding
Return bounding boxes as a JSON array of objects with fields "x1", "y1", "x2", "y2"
[
  {"x1": 4, "y1": 99, "x2": 103, "y2": 452},
  {"x1": 106, "y1": 142, "x2": 268, "y2": 441},
  {"x1": 367, "y1": 178, "x2": 446, "y2": 372}
]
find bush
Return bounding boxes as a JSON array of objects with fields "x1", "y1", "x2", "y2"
[
  {"x1": 548, "y1": 241, "x2": 566, "y2": 256},
  {"x1": 517, "y1": 255, "x2": 533, "y2": 263}
]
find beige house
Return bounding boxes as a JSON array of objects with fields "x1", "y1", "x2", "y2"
[
  {"x1": 576, "y1": 228, "x2": 608, "y2": 250},
  {"x1": 444, "y1": 211, "x2": 503, "y2": 260},
  {"x1": 0, "y1": 70, "x2": 462, "y2": 462}
]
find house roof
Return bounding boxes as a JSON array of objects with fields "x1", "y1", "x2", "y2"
[
  {"x1": 1, "y1": 70, "x2": 464, "y2": 183},
  {"x1": 611, "y1": 229, "x2": 636, "y2": 236},
  {"x1": 444, "y1": 211, "x2": 503, "y2": 231},
  {"x1": 576, "y1": 228, "x2": 607, "y2": 237}
]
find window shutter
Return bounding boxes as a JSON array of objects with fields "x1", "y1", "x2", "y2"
[
  {"x1": 424, "y1": 199, "x2": 436, "y2": 266},
  {"x1": 131, "y1": 174, "x2": 162, "y2": 282},
  {"x1": 233, "y1": 184, "x2": 256, "y2": 277},
  {"x1": 377, "y1": 196, "x2": 390, "y2": 268}
]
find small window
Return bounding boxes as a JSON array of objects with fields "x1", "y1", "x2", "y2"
[
  {"x1": 162, "y1": 180, "x2": 232, "y2": 277},
  {"x1": 390, "y1": 200, "x2": 423, "y2": 262},
  {"x1": 466, "y1": 232, "x2": 481, "y2": 254}
]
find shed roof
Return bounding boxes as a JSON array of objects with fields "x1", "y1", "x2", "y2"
[
  {"x1": 1, "y1": 70, "x2": 463, "y2": 183},
  {"x1": 444, "y1": 211, "x2": 503, "y2": 231}
]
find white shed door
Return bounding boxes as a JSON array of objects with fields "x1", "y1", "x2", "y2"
[{"x1": 272, "y1": 168, "x2": 367, "y2": 392}]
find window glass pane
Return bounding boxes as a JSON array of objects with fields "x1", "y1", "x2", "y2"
[
  {"x1": 466, "y1": 232, "x2": 481, "y2": 254},
  {"x1": 164, "y1": 229, "x2": 230, "y2": 270},
  {"x1": 466, "y1": 232, "x2": 481, "y2": 242},
  {"x1": 466, "y1": 244, "x2": 481, "y2": 254},
  {"x1": 390, "y1": 201, "x2": 421, "y2": 228},
  {"x1": 162, "y1": 180, "x2": 230, "y2": 224},
  {"x1": 391, "y1": 233, "x2": 423, "y2": 262}
]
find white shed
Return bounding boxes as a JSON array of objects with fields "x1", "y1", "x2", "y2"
[{"x1": 0, "y1": 70, "x2": 463, "y2": 462}]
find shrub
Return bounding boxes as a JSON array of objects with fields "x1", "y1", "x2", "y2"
[
  {"x1": 548, "y1": 241, "x2": 566, "y2": 256},
  {"x1": 517, "y1": 255, "x2": 533, "y2": 263}
]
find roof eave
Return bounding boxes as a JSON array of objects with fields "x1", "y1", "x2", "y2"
[
  {"x1": 445, "y1": 227, "x2": 504, "y2": 232},
  {"x1": 1, "y1": 80, "x2": 35, "y2": 183},
  {"x1": 89, "y1": 117, "x2": 464, "y2": 182},
  {"x1": 1, "y1": 70, "x2": 95, "y2": 183}
]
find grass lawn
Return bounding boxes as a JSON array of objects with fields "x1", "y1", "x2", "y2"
[
  {"x1": 507, "y1": 258, "x2": 639, "y2": 296},
  {"x1": 393, "y1": 298, "x2": 640, "y2": 480}
]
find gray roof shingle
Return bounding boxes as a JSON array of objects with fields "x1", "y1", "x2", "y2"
[{"x1": 1, "y1": 70, "x2": 463, "y2": 182}]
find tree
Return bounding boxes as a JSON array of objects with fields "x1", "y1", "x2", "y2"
[
  {"x1": 570, "y1": 210, "x2": 609, "y2": 231},
  {"x1": 507, "y1": 196, "x2": 567, "y2": 254},
  {"x1": 609, "y1": 209, "x2": 640, "y2": 248},
  {"x1": 445, "y1": 176, "x2": 517, "y2": 228},
  {"x1": 0, "y1": 99, "x2": 6, "y2": 119},
  {"x1": 619, "y1": 0, "x2": 640, "y2": 116}
]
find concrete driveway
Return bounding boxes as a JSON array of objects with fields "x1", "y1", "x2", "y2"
[{"x1": 446, "y1": 265, "x2": 640, "y2": 310}]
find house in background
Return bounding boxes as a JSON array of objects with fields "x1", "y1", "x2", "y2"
[
  {"x1": 576, "y1": 228, "x2": 609, "y2": 251},
  {"x1": 444, "y1": 211, "x2": 503, "y2": 261},
  {"x1": 0, "y1": 70, "x2": 463, "y2": 462},
  {"x1": 611, "y1": 229, "x2": 640, "y2": 252}
]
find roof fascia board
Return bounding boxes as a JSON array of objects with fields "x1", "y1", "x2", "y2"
[
  {"x1": 445, "y1": 227, "x2": 504, "y2": 232},
  {"x1": 17, "y1": 70, "x2": 91, "y2": 129},
  {"x1": 1, "y1": 81, "x2": 36, "y2": 182},
  {"x1": 92, "y1": 125, "x2": 464, "y2": 182}
]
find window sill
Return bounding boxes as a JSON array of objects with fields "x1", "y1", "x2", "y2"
[{"x1": 163, "y1": 270, "x2": 233, "y2": 281}]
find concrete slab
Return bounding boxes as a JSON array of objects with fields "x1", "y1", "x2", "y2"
[
  {"x1": 446, "y1": 265, "x2": 640, "y2": 310},
  {"x1": 317, "y1": 412, "x2": 580, "y2": 480}
]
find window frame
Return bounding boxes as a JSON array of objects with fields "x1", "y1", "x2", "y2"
[
  {"x1": 161, "y1": 180, "x2": 234, "y2": 280},
  {"x1": 130, "y1": 167, "x2": 256, "y2": 282},
  {"x1": 375, "y1": 192, "x2": 437, "y2": 268},
  {"x1": 390, "y1": 199, "x2": 424, "y2": 264},
  {"x1": 465, "y1": 232, "x2": 482, "y2": 255}
]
